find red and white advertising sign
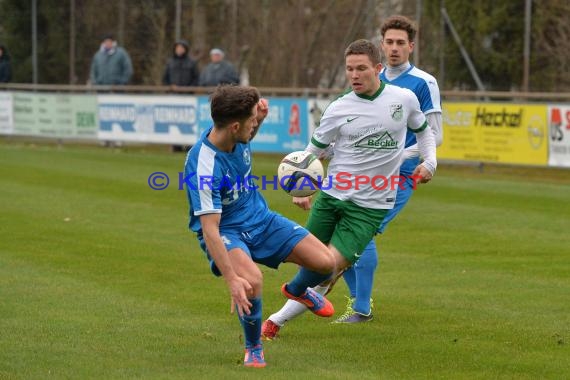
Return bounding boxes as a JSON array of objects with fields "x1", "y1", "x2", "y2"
[{"x1": 548, "y1": 105, "x2": 570, "y2": 167}]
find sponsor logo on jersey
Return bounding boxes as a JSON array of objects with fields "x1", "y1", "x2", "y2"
[
  {"x1": 390, "y1": 103, "x2": 403, "y2": 121},
  {"x1": 348, "y1": 126, "x2": 381, "y2": 142},
  {"x1": 355, "y1": 131, "x2": 398, "y2": 150}
]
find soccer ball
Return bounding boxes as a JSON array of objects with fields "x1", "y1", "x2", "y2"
[{"x1": 277, "y1": 151, "x2": 324, "y2": 197}]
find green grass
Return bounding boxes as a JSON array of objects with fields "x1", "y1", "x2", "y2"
[{"x1": 1, "y1": 140, "x2": 569, "y2": 379}]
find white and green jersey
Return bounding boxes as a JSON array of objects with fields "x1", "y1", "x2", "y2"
[{"x1": 307, "y1": 82, "x2": 427, "y2": 209}]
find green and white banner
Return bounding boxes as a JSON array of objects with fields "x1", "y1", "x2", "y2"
[
  {"x1": 11, "y1": 92, "x2": 98, "y2": 138},
  {"x1": 0, "y1": 92, "x2": 13, "y2": 134}
]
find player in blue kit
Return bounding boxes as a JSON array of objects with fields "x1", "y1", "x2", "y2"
[{"x1": 184, "y1": 85, "x2": 335, "y2": 368}]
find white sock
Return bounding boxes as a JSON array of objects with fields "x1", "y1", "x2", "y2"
[
  {"x1": 268, "y1": 299, "x2": 307, "y2": 326},
  {"x1": 267, "y1": 284, "x2": 331, "y2": 326}
]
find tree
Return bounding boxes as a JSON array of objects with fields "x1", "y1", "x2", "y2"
[
  {"x1": 531, "y1": 0, "x2": 570, "y2": 92},
  {"x1": 0, "y1": 0, "x2": 568, "y2": 92},
  {"x1": 423, "y1": 0, "x2": 570, "y2": 91}
]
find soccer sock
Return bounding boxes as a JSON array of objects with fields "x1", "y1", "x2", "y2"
[
  {"x1": 353, "y1": 240, "x2": 378, "y2": 315},
  {"x1": 238, "y1": 297, "x2": 262, "y2": 348},
  {"x1": 342, "y1": 267, "x2": 358, "y2": 298},
  {"x1": 268, "y1": 299, "x2": 308, "y2": 326},
  {"x1": 285, "y1": 267, "x2": 331, "y2": 297}
]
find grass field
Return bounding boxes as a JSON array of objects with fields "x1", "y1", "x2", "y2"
[{"x1": 1, "y1": 140, "x2": 569, "y2": 379}]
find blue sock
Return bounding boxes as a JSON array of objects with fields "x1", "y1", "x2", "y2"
[
  {"x1": 238, "y1": 297, "x2": 262, "y2": 348},
  {"x1": 343, "y1": 267, "x2": 357, "y2": 298},
  {"x1": 286, "y1": 267, "x2": 332, "y2": 297},
  {"x1": 353, "y1": 240, "x2": 378, "y2": 315}
]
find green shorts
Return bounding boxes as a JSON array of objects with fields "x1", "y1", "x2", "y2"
[{"x1": 305, "y1": 192, "x2": 388, "y2": 264}]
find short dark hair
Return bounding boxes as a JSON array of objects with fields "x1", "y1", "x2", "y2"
[
  {"x1": 210, "y1": 85, "x2": 260, "y2": 128},
  {"x1": 344, "y1": 39, "x2": 381, "y2": 65},
  {"x1": 101, "y1": 33, "x2": 115, "y2": 42},
  {"x1": 380, "y1": 15, "x2": 417, "y2": 42}
]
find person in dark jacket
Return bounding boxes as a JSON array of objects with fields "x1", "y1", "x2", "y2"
[
  {"x1": 163, "y1": 40, "x2": 199, "y2": 87},
  {"x1": 89, "y1": 34, "x2": 133, "y2": 85},
  {"x1": 0, "y1": 45, "x2": 12, "y2": 83},
  {"x1": 199, "y1": 48, "x2": 240, "y2": 87}
]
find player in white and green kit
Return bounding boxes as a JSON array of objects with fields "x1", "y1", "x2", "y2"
[{"x1": 262, "y1": 39, "x2": 437, "y2": 337}]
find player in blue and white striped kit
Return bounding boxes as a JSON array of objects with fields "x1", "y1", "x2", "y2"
[
  {"x1": 336, "y1": 15, "x2": 443, "y2": 323},
  {"x1": 184, "y1": 86, "x2": 335, "y2": 367}
]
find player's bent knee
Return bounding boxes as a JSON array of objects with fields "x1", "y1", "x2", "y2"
[
  {"x1": 248, "y1": 268, "x2": 263, "y2": 295},
  {"x1": 315, "y1": 252, "x2": 335, "y2": 274}
]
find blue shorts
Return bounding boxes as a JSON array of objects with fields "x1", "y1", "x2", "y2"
[
  {"x1": 198, "y1": 212, "x2": 309, "y2": 276},
  {"x1": 377, "y1": 157, "x2": 419, "y2": 233}
]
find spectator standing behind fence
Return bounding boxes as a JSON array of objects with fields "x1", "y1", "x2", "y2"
[
  {"x1": 0, "y1": 45, "x2": 11, "y2": 83},
  {"x1": 89, "y1": 34, "x2": 133, "y2": 85},
  {"x1": 163, "y1": 40, "x2": 200, "y2": 88},
  {"x1": 199, "y1": 48, "x2": 239, "y2": 87},
  {"x1": 164, "y1": 40, "x2": 200, "y2": 152}
]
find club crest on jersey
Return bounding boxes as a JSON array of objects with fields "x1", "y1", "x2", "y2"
[
  {"x1": 390, "y1": 103, "x2": 403, "y2": 121},
  {"x1": 243, "y1": 148, "x2": 251, "y2": 165}
]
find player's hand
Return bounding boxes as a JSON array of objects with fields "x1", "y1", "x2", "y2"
[
  {"x1": 411, "y1": 164, "x2": 433, "y2": 184},
  {"x1": 227, "y1": 276, "x2": 253, "y2": 317},
  {"x1": 256, "y1": 98, "x2": 269, "y2": 124},
  {"x1": 293, "y1": 196, "x2": 312, "y2": 210}
]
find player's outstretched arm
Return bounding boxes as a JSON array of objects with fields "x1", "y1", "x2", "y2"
[
  {"x1": 403, "y1": 112, "x2": 443, "y2": 160},
  {"x1": 200, "y1": 213, "x2": 253, "y2": 316},
  {"x1": 413, "y1": 125, "x2": 437, "y2": 184},
  {"x1": 426, "y1": 112, "x2": 443, "y2": 147}
]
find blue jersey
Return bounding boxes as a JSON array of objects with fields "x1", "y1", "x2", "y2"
[
  {"x1": 380, "y1": 65, "x2": 441, "y2": 150},
  {"x1": 184, "y1": 128, "x2": 271, "y2": 234}
]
